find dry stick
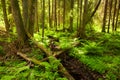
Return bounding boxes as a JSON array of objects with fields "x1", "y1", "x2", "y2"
[{"x1": 25, "y1": 32, "x2": 75, "y2": 80}]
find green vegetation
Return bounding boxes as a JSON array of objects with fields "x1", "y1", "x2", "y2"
[
  {"x1": 0, "y1": 0, "x2": 120, "y2": 80},
  {"x1": 69, "y1": 32, "x2": 120, "y2": 80},
  {"x1": 0, "y1": 57, "x2": 67, "y2": 80}
]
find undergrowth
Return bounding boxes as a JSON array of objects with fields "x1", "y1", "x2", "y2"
[
  {"x1": 0, "y1": 57, "x2": 67, "y2": 80},
  {"x1": 69, "y1": 32, "x2": 120, "y2": 80}
]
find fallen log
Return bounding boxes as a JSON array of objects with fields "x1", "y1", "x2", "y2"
[
  {"x1": 25, "y1": 32, "x2": 75, "y2": 80},
  {"x1": 17, "y1": 52, "x2": 41, "y2": 65},
  {"x1": 33, "y1": 43, "x2": 75, "y2": 80},
  {"x1": 17, "y1": 51, "x2": 75, "y2": 80}
]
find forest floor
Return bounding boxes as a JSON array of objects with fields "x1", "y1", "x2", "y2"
[
  {"x1": 0, "y1": 29, "x2": 120, "y2": 80},
  {"x1": 0, "y1": 29, "x2": 103, "y2": 80}
]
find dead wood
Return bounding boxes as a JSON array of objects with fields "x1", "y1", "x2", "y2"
[
  {"x1": 17, "y1": 52, "x2": 41, "y2": 65},
  {"x1": 33, "y1": 43, "x2": 75, "y2": 80},
  {"x1": 25, "y1": 32, "x2": 75, "y2": 80}
]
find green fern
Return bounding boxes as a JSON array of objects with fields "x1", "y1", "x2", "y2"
[{"x1": 82, "y1": 41, "x2": 104, "y2": 56}]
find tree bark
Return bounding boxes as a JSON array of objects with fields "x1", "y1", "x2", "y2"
[
  {"x1": 35, "y1": 0, "x2": 39, "y2": 32},
  {"x1": 77, "y1": 0, "x2": 80, "y2": 29},
  {"x1": 42, "y1": 0, "x2": 45, "y2": 41},
  {"x1": 107, "y1": 0, "x2": 113, "y2": 33},
  {"x1": 102, "y1": 0, "x2": 108, "y2": 32},
  {"x1": 10, "y1": 0, "x2": 28, "y2": 44},
  {"x1": 22, "y1": 0, "x2": 35, "y2": 37},
  {"x1": 54, "y1": 0, "x2": 57, "y2": 30},
  {"x1": 28, "y1": 0, "x2": 35, "y2": 36},
  {"x1": 115, "y1": 0, "x2": 120, "y2": 31},
  {"x1": 69, "y1": 0, "x2": 74, "y2": 32},
  {"x1": 22, "y1": 0, "x2": 28, "y2": 31},
  {"x1": 48, "y1": 0, "x2": 52, "y2": 28},
  {"x1": 77, "y1": 0, "x2": 83, "y2": 37},
  {"x1": 78, "y1": 0, "x2": 88, "y2": 38},
  {"x1": 112, "y1": 0, "x2": 117, "y2": 31},
  {"x1": 1, "y1": 0, "x2": 10, "y2": 32},
  {"x1": 63, "y1": 0, "x2": 66, "y2": 31}
]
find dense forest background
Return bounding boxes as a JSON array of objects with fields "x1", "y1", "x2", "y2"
[{"x1": 0, "y1": 0, "x2": 120, "y2": 80}]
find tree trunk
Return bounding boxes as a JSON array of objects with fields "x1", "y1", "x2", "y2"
[
  {"x1": 115, "y1": 0, "x2": 120, "y2": 31},
  {"x1": 10, "y1": 0, "x2": 28, "y2": 44},
  {"x1": 48, "y1": 0, "x2": 52, "y2": 28},
  {"x1": 69, "y1": 0, "x2": 74, "y2": 32},
  {"x1": 86, "y1": 0, "x2": 101, "y2": 24},
  {"x1": 63, "y1": 0, "x2": 66, "y2": 31},
  {"x1": 77, "y1": 0, "x2": 83, "y2": 37},
  {"x1": 58, "y1": 0, "x2": 60, "y2": 27},
  {"x1": 28, "y1": 0, "x2": 35, "y2": 36},
  {"x1": 77, "y1": 0, "x2": 80, "y2": 29},
  {"x1": 42, "y1": 0, "x2": 45, "y2": 41},
  {"x1": 52, "y1": 0, "x2": 54, "y2": 28},
  {"x1": 22, "y1": 0, "x2": 35, "y2": 37},
  {"x1": 54, "y1": 0, "x2": 57, "y2": 30},
  {"x1": 102, "y1": 0, "x2": 108, "y2": 32},
  {"x1": 112, "y1": 0, "x2": 117, "y2": 31},
  {"x1": 1, "y1": 0, "x2": 10, "y2": 32},
  {"x1": 107, "y1": 0, "x2": 113, "y2": 33},
  {"x1": 35, "y1": 0, "x2": 39, "y2": 32},
  {"x1": 78, "y1": 0, "x2": 88, "y2": 38},
  {"x1": 22, "y1": 0, "x2": 28, "y2": 32}
]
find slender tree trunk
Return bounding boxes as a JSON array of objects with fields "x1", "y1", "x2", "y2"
[
  {"x1": 52, "y1": 0, "x2": 54, "y2": 28},
  {"x1": 86, "y1": 0, "x2": 101, "y2": 24},
  {"x1": 63, "y1": 0, "x2": 65, "y2": 31},
  {"x1": 115, "y1": 0, "x2": 120, "y2": 31},
  {"x1": 69, "y1": 0, "x2": 74, "y2": 32},
  {"x1": 10, "y1": 0, "x2": 28, "y2": 44},
  {"x1": 54, "y1": 0, "x2": 57, "y2": 30},
  {"x1": 102, "y1": 0, "x2": 108, "y2": 32},
  {"x1": 79, "y1": 0, "x2": 83, "y2": 28},
  {"x1": 112, "y1": 0, "x2": 117, "y2": 31},
  {"x1": 107, "y1": 0, "x2": 113, "y2": 33},
  {"x1": 1, "y1": 0, "x2": 10, "y2": 31},
  {"x1": 80, "y1": 0, "x2": 88, "y2": 38},
  {"x1": 35, "y1": 0, "x2": 39, "y2": 32},
  {"x1": 77, "y1": 0, "x2": 83, "y2": 37},
  {"x1": 42, "y1": 0, "x2": 45, "y2": 41},
  {"x1": 48, "y1": 0, "x2": 51, "y2": 28},
  {"x1": 77, "y1": 0, "x2": 88, "y2": 38},
  {"x1": 77, "y1": 0, "x2": 80, "y2": 29},
  {"x1": 58, "y1": 0, "x2": 60, "y2": 27}
]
